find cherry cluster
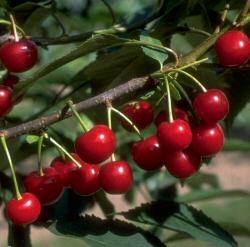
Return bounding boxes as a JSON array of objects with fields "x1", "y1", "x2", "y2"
[
  {"x1": 120, "y1": 91, "x2": 229, "y2": 179},
  {"x1": 0, "y1": 38, "x2": 38, "y2": 116}
]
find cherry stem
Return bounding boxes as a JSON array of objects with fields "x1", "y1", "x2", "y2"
[
  {"x1": 169, "y1": 68, "x2": 207, "y2": 92},
  {"x1": 109, "y1": 106, "x2": 144, "y2": 140},
  {"x1": 106, "y1": 102, "x2": 116, "y2": 162},
  {"x1": 214, "y1": 3, "x2": 230, "y2": 33},
  {"x1": 168, "y1": 75, "x2": 193, "y2": 107},
  {"x1": 9, "y1": 14, "x2": 19, "y2": 42},
  {"x1": 67, "y1": 100, "x2": 88, "y2": 132},
  {"x1": 164, "y1": 74, "x2": 174, "y2": 123},
  {"x1": 44, "y1": 133, "x2": 82, "y2": 168},
  {"x1": 0, "y1": 135, "x2": 22, "y2": 200},
  {"x1": 37, "y1": 135, "x2": 45, "y2": 176},
  {"x1": 177, "y1": 58, "x2": 208, "y2": 71}
]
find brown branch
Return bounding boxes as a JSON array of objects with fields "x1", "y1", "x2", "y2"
[{"x1": 1, "y1": 76, "x2": 151, "y2": 139}]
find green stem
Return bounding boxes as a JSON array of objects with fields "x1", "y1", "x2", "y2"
[
  {"x1": 177, "y1": 58, "x2": 208, "y2": 70},
  {"x1": 169, "y1": 75, "x2": 192, "y2": 107},
  {"x1": 107, "y1": 105, "x2": 115, "y2": 162},
  {"x1": 9, "y1": 14, "x2": 19, "y2": 42},
  {"x1": 0, "y1": 19, "x2": 26, "y2": 37},
  {"x1": 67, "y1": 100, "x2": 88, "y2": 132},
  {"x1": 110, "y1": 106, "x2": 143, "y2": 140},
  {"x1": 37, "y1": 135, "x2": 44, "y2": 176},
  {"x1": 0, "y1": 136, "x2": 22, "y2": 200},
  {"x1": 164, "y1": 74, "x2": 173, "y2": 123},
  {"x1": 169, "y1": 69, "x2": 207, "y2": 92},
  {"x1": 44, "y1": 134, "x2": 82, "y2": 168}
]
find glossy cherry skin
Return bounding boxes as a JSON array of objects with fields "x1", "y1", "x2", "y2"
[
  {"x1": 2, "y1": 74, "x2": 19, "y2": 89},
  {"x1": 24, "y1": 167, "x2": 64, "y2": 205},
  {"x1": 193, "y1": 89, "x2": 229, "y2": 123},
  {"x1": 132, "y1": 135, "x2": 164, "y2": 171},
  {"x1": 0, "y1": 39, "x2": 38, "y2": 73},
  {"x1": 164, "y1": 148, "x2": 202, "y2": 178},
  {"x1": 99, "y1": 160, "x2": 133, "y2": 194},
  {"x1": 155, "y1": 108, "x2": 189, "y2": 126},
  {"x1": 75, "y1": 124, "x2": 117, "y2": 164},
  {"x1": 50, "y1": 155, "x2": 79, "y2": 187},
  {"x1": 120, "y1": 101, "x2": 154, "y2": 131},
  {"x1": 0, "y1": 85, "x2": 13, "y2": 116},
  {"x1": 157, "y1": 119, "x2": 192, "y2": 151},
  {"x1": 215, "y1": 30, "x2": 250, "y2": 67},
  {"x1": 6, "y1": 192, "x2": 41, "y2": 225},
  {"x1": 191, "y1": 123, "x2": 224, "y2": 156},
  {"x1": 70, "y1": 163, "x2": 101, "y2": 196}
]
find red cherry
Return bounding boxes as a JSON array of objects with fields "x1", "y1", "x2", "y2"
[
  {"x1": 157, "y1": 119, "x2": 192, "y2": 151},
  {"x1": 120, "y1": 101, "x2": 154, "y2": 131},
  {"x1": 2, "y1": 74, "x2": 19, "y2": 89},
  {"x1": 6, "y1": 192, "x2": 41, "y2": 225},
  {"x1": 75, "y1": 124, "x2": 117, "y2": 164},
  {"x1": 50, "y1": 155, "x2": 79, "y2": 187},
  {"x1": 215, "y1": 30, "x2": 250, "y2": 67},
  {"x1": 164, "y1": 148, "x2": 202, "y2": 178},
  {"x1": 191, "y1": 123, "x2": 224, "y2": 156},
  {"x1": 0, "y1": 39, "x2": 38, "y2": 73},
  {"x1": 155, "y1": 108, "x2": 189, "y2": 126},
  {"x1": 99, "y1": 160, "x2": 133, "y2": 194},
  {"x1": 0, "y1": 85, "x2": 13, "y2": 116},
  {"x1": 70, "y1": 163, "x2": 101, "y2": 196},
  {"x1": 24, "y1": 167, "x2": 64, "y2": 205},
  {"x1": 132, "y1": 135, "x2": 164, "y2": 171},
  {"x1": 193, "y1": 89, "x2": 229, "y2": 123}
]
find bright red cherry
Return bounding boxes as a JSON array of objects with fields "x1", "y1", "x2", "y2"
[
  {"x1": 120, "y1": 101, "x2": 154, "y2": 131},
  {"x1": 215, "y1": 30, "x2": 250, "y2": 67},
  {"x1": 164, "y1": 148, "x2": 202, "y2": 178},
  {"x1": 132, "y1": 136, "x2": 164, "y2": 171},
  {"x1": 50, "y1": 155, "x2": 79, "y2": 187},
  {"x1": 155, "y1": 108, "x2": 189, "y2": 126},
  {"x1": 24, "y1": 167, "x2": 64, "y2": 205},
  {"x1": 0, "y1": 85, "x2": 13, "y2": 116},
  {"x1": 6, "y1": 192, "x2": 41, "y2": 225},
  {"x1": 157, "y1": 119, "x2": 192, "y2": 151},
  {"x1": 99, "y1": 160, "x2": 133, "y2": 194},
  {"x1": 70, "y1": 163, "x2": 101, "y2": 196},
  {"x1": 75, "y1": 124, "x2": 117, "y2": 164},
  {"x1": 191, "y1": 123, "x2": 224, "y2": 156},
  {"x1": 193, "y1": 89, "x2": 229, "y2": 123},
  {"x1": 0, "y1": 39, "x2": 38, "y2": 73},
  {"x1": 2, "y1": 74, "x2": 19, "y2": 89}
]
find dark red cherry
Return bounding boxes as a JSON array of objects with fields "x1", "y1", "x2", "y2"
[
  {"x1": 2, "y1": 73, "x2": 19, "y2": 89},
  {"x1": 132, "y1": 135, "x2": 164, "y2": 171},
  {"x1": 75, "y1": 124, "x2": 117, "y2": 164},
  {"x1": 120, "y1": 101, "x2": 154, "y2": 131},
  {"x1": 193, "y1": 89, "x2": 229, "y2": 123},
  {"x1": 164, "y1": 148, "x2": 202, "y2": 178},
  {"x1": 6, "y1": 192, "x2": 41, "y2": 225},
  {"x1": 50, "y1": 155, "x2": 79, "y2": 187},
  {"x1": 157, "y1": 119, "x2": 192, "y2": 151},
  {"x1": 24, "y1": 167, "x2": 64, "y2": 205},
  {"x1": 215, "y1": 30, "x2": 250, "y2": 67},
  {"x1": 0, "y1": 39, "x2": 38, "y2": 73},
  {"x1": 191, "y1": 123, "x2": 224, "y2": 156},
  {"x1": 70, "y1": 163, "x2": 101, "y2": 196},
  {"x1": 155, "y1": 108, "x2": 189, "y2": 126},
  {"x1": 99, "y1": 160, "x2": 133, "y2": 194},
  {"x1": 0, "y1": 85, "x2": 13, "y2": 116}
]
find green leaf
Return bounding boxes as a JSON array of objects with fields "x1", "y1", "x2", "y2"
[
  {"x1": 140, "y1": 34, "x2": 168, "y2": 68},
  {"x1": 48, "y1": 215, "x2": 167, "y2": 247},
  {"x1": 177, "y1": 189, "x2": 250, "y2": 203},
  {"x1": 223, "y1": 138, "x2": 250, "y2": 152},
  {"x1": 26, "y1": 135, "x2": 40, "y2": 144},
  {"x1": 121, "y1": 200, "x2": 237, "y2": 247}
]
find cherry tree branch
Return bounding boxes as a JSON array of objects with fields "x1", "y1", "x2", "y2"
[{"x1": 1, "y1": 76, "x2": 151, "y2": 138}]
